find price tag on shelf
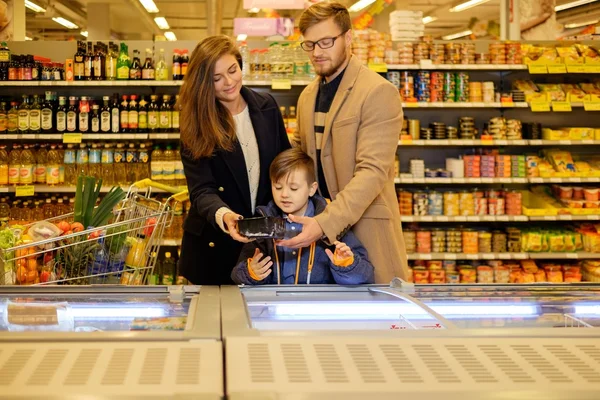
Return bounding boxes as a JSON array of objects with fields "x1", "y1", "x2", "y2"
[
  {"x1": 514, "y1": 253, "x2": 528, "y2": 260},
  {"x1": 547, "y1": 63, "x2": 567, "y2": 74},
  {"x1": 497, "y1": 216, "x2": 509, "y2": 221},
  {"x1": 63, "y1": 133, "x2": 82, "y2": 144},
  {"x1": 498, "y1": 253, "x2": 511, "y2": 260},
  {"x1": 528, "y1": 64, "x2": 548, "y2": 74},
  {"x1": 584, "y1": 102, "x2": 600, "y2": 111},
  {"x1": 587, "y1": 215, "x2": 600, "y2": 220},
  {"x1": 529, "y1": 140, "x2": 543, "y2": 145},
  {"x1": 466, "y1": 254, "x2": 479, "y2": 260},
  {"x1": 544, "y1": 215, "x2": 556, "y2": 221},
  {"x1": 16, "y1": 185, "x2": 35, "y2": 197},
  {"x1": 567, "y1": 65, "x2": 585, "y2": 73},
  {"x1": 420, "y1": 216, "x2": 434, "y2": 222},
  {"x1": 502, "y1": 102, "x2": 515, "y2": 108},
  {"x1": 271, "y1": 79, "x2": 292, "y2": 90},
  {"x1": 483, "y1": 216, "x2": 495, "y2": 222},
  {"x1": 481, "y1": 139, "x2": 494, "y2": 145},
  {"x1": 467, "y1": 216, "x2": 480, "y2": 222},
  {"x1": 583, "y1": 65, "x2": 600, "y2": 73},
  {"x1": 550, "y1": 178, "x2": 562, "y2": 183},
  {"x1": 483, "y1": 253, "x2": 495, "y2": 260},
  {"x1": 404, "y1": 102, "x2": 419, "y2": 108},
  {"x1": 368, "y1": 63, "x2": 388, "y2": 73},
  {"x1": 530, "y1": 102, "x2": 550, "y2": 112},
  {"x1": 419, "y1": 60, "x2": 434, "y2": 69},
  {"x1": 552, "y1": 102, "x2": 572, "y2": 112},
  {"x1": 583, "y1": 140, "x2": 596, "y2": 144},
  {"x1": 420, "y1": 254, "x2": 432, "y2": 260},
  {"x1": 566, "y1": 253, "x2": 579, "y2": 259},
  {"x1": 559, "y1": 215, "x2": 573, "y2": 220},
  {"x1": 446, "y1": 254, "x2": 457, "y2": 260},
  {"x1": 436, "y1": 216, "x2": 449, "y2": 222},
  {"x1": 437, "y1": 140, "x2": 449, "y2": 145}
]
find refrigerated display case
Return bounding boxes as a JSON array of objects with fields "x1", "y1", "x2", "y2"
[{"x1": 0, "y1": 285, "x2": 220, "y2": 341}]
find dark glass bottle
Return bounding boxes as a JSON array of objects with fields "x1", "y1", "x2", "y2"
[
  {"x1": 7, "y1": 55, "x2": 17, "y2": 81},
  {"x1": 78, "y1": 96, "x2": 90, "y2": 132},
  {"x1": 41, "y1": 91, "x2": 54, "y2": 133},
  {"x1": 93, "y1": 43, "x2": 105, "y2": 80},
  {"x1": 0, "y1": 42, "x2": 9, "y2": 81},
  {"x1": 119, "y1": 95, "x2": 129, "y2": 133},
  {"x1": 17, "y1": 55, "x2": 25, "y2": 81},
  {"x1": 84, "y1": 42, "x2": 94, "y2": 80},
  {"x1": 18, "y1": 95, "x2": 30, "y2": 134},
  {"x1": 129, "y1": 50, "x2": 141, "y2": 80},
  {"x1": 90, "y1": 105, "x2": 100, "y2": 133},
  {"x1": 110, "y1": 94, "x2": 120, "y2": 133},
  {"x1": 0, "y1": 102, "x2": 7, "y2": 132},
  {"x1": 128, "y1": 94, "x2": 138, "y2": 133},
  {"x1": 147, "y1": 95, "x2": 159, "y2": 133},
  {"x1": 56, "y1": 96, "x2": 67, "y2": 133},
  {"x1": 74, "y1": 41, "x2": 85, "y2": 81},
  {"x1": 66, "y1": 96, "x2": 78, "y2": 133},
  {"x1": 138, "y1": 95, "x2": 148, "y2": 131},
  {"x1": 24, "y1": 55, "x2": 33, "y2": 80},
  {"x1": 159, "y1": 95, "x2": 172, "y2": 133},
  {"x1": 29, "y1": 94, "x2": 41, "y2": 133},
  {"x1": 100, "y1": 96, "x2": 111, "y2": 133},
  {"x1": 141, "y1": 48, "x2": 154, "y2": 80}
]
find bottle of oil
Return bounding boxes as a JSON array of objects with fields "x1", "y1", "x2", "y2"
[
  {"x1": 8, "y1": 145, "x2": 20, "y2": 186},
  {"x1": 46, "y1": 144, "x2": 61, "y2": 186},
  {"x1": 19, "y1": 144, "x2": 35, "y2": 186},
  {"x1": 113, "y1": 143, "x2": 127, "y2": 184},
  {"x1": 76, "y1": 143, "x2": 89, "y2": 176},
  {"x1": 64, "y1": 144, "x2": 77, "y2": 185},
  {"x1": 0, "y1": 145, "x2": 8, "y2": 187},
  {"x1": 34, "y1": 143, "x2": 47, "y2": 184},
  {"x1": 101, "y1": 143, "x2": 114, "y2": 185},
  {"x1": 88, "y1": 143, "x2": 102, "y2": 179}
]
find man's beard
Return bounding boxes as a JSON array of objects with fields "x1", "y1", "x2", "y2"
[{"x1": 316, "y1": 49, "x2": 348, "y2": 78}]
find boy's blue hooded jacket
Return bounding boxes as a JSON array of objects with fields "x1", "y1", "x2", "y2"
[{"x1": 231, "y1": 194, "x2": 374, "y2": 285}]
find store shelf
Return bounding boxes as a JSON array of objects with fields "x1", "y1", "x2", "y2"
[
  {"x1": 407, "y1": 252, "x2": 597, "y2": 260},
  {"x1": 160, "y1": 239, "x2": 182, "y2": 246},
  {"x1": 0, "y1": 80, "x2": 185, "y2": 87},
  {"x1": 387, "y1": 64, "x2": 528, "y2": 71},
  {"x1": 528, "y1": 139, "x2": 600, "y2": 146},
  {"x1": 0, "y1": 133, "x2": 178, "y2": 140},
  {"x1": 395, "y1": 177, "x2": 600, "y2": 184},
  {"x1": 243, "y1": 79, "x2": 314, "y2": 86},
  {"x1": 402, "y1": 102, "x2": 529, "y2": 109},
  {"x1": 401, "y1": 215, "x2": 529, "y2": 222},
  {"x1": 149, "y1": 133, "x2": 181, "y2": 139},
  {"x1": 529, "y1": 215, "x2": 600, "y2": 221},
  {"x1": 397, "y1": 139, "x2": 600, "y2": 146},
  {"x1": 0, "y1": 185, "x2": 167, "y2": 193}
]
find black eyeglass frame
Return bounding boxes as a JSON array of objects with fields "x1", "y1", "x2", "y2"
[{"x1": 300, "y1": 30, "x2": 349, "y2": 52}]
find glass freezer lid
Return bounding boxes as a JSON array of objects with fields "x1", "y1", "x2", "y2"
[{"x1": 0, "y1": 286, "x2": 196, "y2": 333}]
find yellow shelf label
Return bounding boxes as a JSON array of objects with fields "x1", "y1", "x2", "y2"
[
  {"x1": 271, "y1": 79, "x2": 292, "y2": 90},
  {"x1": 63, "y1": 133, "x2": 82, "y2": 143},
  {"x1": 404, "y1": 102, "x2": 419, "y2": 108},
  {"x1": 528, "y1": 64, "x2": 548, "y2": 74},
  {"x1": 547, "y1": 63, "x2": 567, "y2": 74},
  {"x1": 583, "y1": 65, "x2": 600, "y2": 73},
  {"x1": 552, "y1": 101, "x2": 572, "y2": 112},
  {"x1": 16, "y1": 185, "x2": 35, "y2": 197},
  {"x1": 530, "y1": 102, "x2": 550, "y2": 112},
  {"x1": 584, "y1": 102, "x2": 600, "y2": 111},
  {"x1": 481, "y1": 139, "x2": 494, "y2": 145},
  {"x1": 400, "y1": 139, "x2": 412, "y2": 145},
  {"x1": 567, "y1": 65, "x2": 585, "y2": 73},
  {"x1": 368, "y1": 63, "x2": 388, "y2": 73}
]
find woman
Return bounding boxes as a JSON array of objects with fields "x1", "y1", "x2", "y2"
[{"x1": 178, "y1": 35, "x2": 290, "y2": 285}]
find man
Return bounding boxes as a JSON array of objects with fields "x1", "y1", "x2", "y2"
[{"x1": 277, "y1": 1, "x2": 409, "y2": 283}]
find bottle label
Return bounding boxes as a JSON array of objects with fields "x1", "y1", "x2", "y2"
[
  {"x1": 78, "y1": 112, "x2": 89, "y2": 132},
  {"x1": 111, "y1": 109, "x2": 119, "y2": 132},
  {"x1": 101, "y1": 111, "x2": 110, "y2": 132},
  {"x1": 128, "y1": 111, "x2": 138, "y2": 129},
  {"x1": 29, "y1": 110, "x2": 41, "y2": 130},
  {"x1": 157, "y1": 69, "x2": 169, "y2": 81},
  {"x1": 64, "y1": 150, "x2": 76, "y2": 164},
  {"x1": 76, "y1": 150, "x2": 89, "y2": 164},
  {"x1": 120, "y1": 110, "x2": 129, "y2": 128},
  {"x1": 93, "y1": 59, "x2": 102, "y2": 77},
  {"x1": 142, "y1": 69, "x2": 155, "y2": 80},
  {"x1": 126, "y1": 150, "x2": 138, "y2": 163},
  {"x1": 18, "y1": 110, "x2": 29, "y2": 131},
  {"x1": 19, "y1": 165, "x2": 33, "y2": 184},
  {"x1": 182, "y1": 63, "x2": 188, "y2": 76},
  {"x1": 148, "y1": 112, "x2": 158, "y2": 128},
  {"x1": 35, "y1": 165, "x2": 46, "y2": 183},
  {"x1": 24, "y1": 68, "x2": 32, "y2": 81},
  {"x1": 59, "y1": 165, "x2": 65, "y2": 183},
  {"x1": 41, "y1": 109, "x2": 53, "y2": 130},
  {"x1": 84, "y1": 61, "x2": 92, "y2": 77},
  {"x1": 8, "y1": 166, "x2": 19, "y2": 184},
  {"x1": 114, "y1": 149, "x2": 125, "y2": 163},
  {"x1": 139, "y1": 149, "x2": 149, "y2": 163},
  {"x1": 0, "y1": 165, "x2": 8, "y2": 185},
  {"x1": 117, "y1": 66, "x2": 129, "y2": 79},
  {"x1": 7, "y1": 114, "x2": 17, "y2": 132},
  {"x1": 175, "y1": 160, "x2": 185, "y2": 180},
  {"x1": 130, "y1": 69, "x2": 141, "y2": 80},
  {"x1": 0, "y1": 51, "x2": 8, "y2": 62},
  {"x1": 173, "y1": 62, "x2": 181, "y2": 77},
  {"x1": 159, "y1": 111, "x2": 171, "y2": 129},
  {"x1": 172, "y1": 112, "x2": 180, "y2": 130},
  {"x1": 0, "y1": 114, "x2": 6, "y2": 132},
  {"x1": 74, "y1": 62, "x2": 84, "y2": 77},
  {"x1": 138, "y1": 111, "x2": 148, "y2": 130},
  {"x1": 163, "y1": 161, "x2": 175, "y2": 180},
  {"x1": 106, "y1": 59, "x2": 117, "y2": 78},
  {"x1": 66, "y1": 111, "x2": 77, "y2": 132},
  {"x1": 101, "y1": 149, "x2": 114, "y2": 164},
  {"x1": 151, "y1": 161, "x2": 163, "y2": 180},
  {"x1": 89, "y1": 149, "x2": 101, "y2": 164},
  {"x1": 32, "y1": 68, "x2": 39, "y2": 80},
  {"x1": 56, "y1": 111, "x2": 66, "y2": 132},
  {"x1": 91, "y1": 117, "x2": 100, "y2": 132},
  {"x1": 46, "y1": 166, "x2": 60, "y2": 185}
]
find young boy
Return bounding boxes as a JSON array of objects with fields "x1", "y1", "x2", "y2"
[{"x1": 231, "y1": 148, "x2": 374, "y2": 285}]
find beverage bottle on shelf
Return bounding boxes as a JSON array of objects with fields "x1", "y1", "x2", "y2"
[
  {"x1": 78, "y1": 96, "x2": 90, "y2": 133},
  {"x1": 110, "y1": 94, "x2": 120, "y2": 133},
  {"x1": 279, "y1": 106, "x2": 288, "y2": 132},
  {"x1": 8, "y1": 145, "x2": 20, "y2": 186},
  {"x1": 239, "y1": 42, "x2": 249, "y2": 78},
  {"x1": 93, "y1": 43, "x2": 105, "y2": 81},
  {"x1": 172, "y1": 49, "x2": 181, "y2": 80},
  {"x1": 126, "y1": 143, "x2": 138, "y2": 181},
  {"x1": 128, "y1": 95, "x2": 139, "y2": 132},
  {"x1": 19, "y1": 144, "x2": 34, "y2": 185},
  {"x1": 42, "y1": 198, "x2": 54, "y2": 219},
  {"x1": 142, "y1": 48, "x2": 155, "y2": 80},
  {"x1": 100, "y1": 96, "x2": 111, "y2": 133},
  {"x1": 287, "y1": 106, "x2": 297, "y2": 137},
  {"x1": 119, "y1": 95, "x2": 129, "y2": 133},
  {"x1": 281, "y1": 43, "x2": 294, "y2": 79},
  {"x1": 129, "y1": 49, "x2": 141, "y2": 80},
  {"x1": 159, "y1": 95, "x2": 172, "y2": 132},
  {"x1": 0, "y1": 42, "x2": 9, "y2": 81},
  {"x1": 116, "y1": 42, "x2": 130, "y2": 80},
  {"x1": 261, "y1": 49, "x2": 271, "y2": 79},
  {"x1": 88, "y1": 143, "x2": 102, "y2": 179},
  {"x1": 68, "y1": 198, "x2": 74, "y2": 213},
  {"x1": 32, "y1": 201, "x2": 43, "y2": 222},
  {"x1": 84, "y1": 42, "x2": 94, "y2": 80},
  {"x1": 41, "y1": 92, "x2": 54, "y2": 133},
  {"x1": 138, "y1": 95, "x2": 148, "y2": 131},
  {"x1": 293, "y1": 44, "x2": 307, "y2": 79},
  {"x1": 17, "y1": 56, "x2": 25, "y2": 81},
  {"x1": 57, "y1": 144, "x2": 65, "y2": 184},
  {"x1": 113, "y1": 143, "x2": 127, "y2": 184},
  {"x1": 55, "y1": 96, "x2": 67, "y2": 133},
  {"x1": 0, "y1": 198, "x2": 11, "y2": 229},
  {"x1": 21, "y1": 201, "x2": 32, "y2": 224},
  {"x1": 150, "y1": 145, "x2": 163, "y2": 181},
  {"x1": 0, "y1": 145, "x2": 8, "y2": 186},
  {"x1": 35, "y1": 144, "x2": 47, "y2": 184},
  {"x1": 64, "y1": 144, "x2": 77, "y2": 185},
  {"x1": 148, "y1": 95, "x2": 159, "y2": 133},
  {"x1": 56, "y1": 198, "x2": 68, "y2": 217},
  {"x1": 172, "y1": 95, "x2": 180, "y2": 133},
  {"x1": 172, "y1": 201, "x2": 184, "y2": 240},
  {"x1": 0, "y1": 102, "x2": 6, "y2": 133},
  {"x1": 18, "y1": 95, "x2": 29, "y2": 134},
  {"x1": 105, "y1": 42, "x2": 117, "y2": 80},
  {"x1": 74, "y1": 41, "x2": 85, "y2": 81},
  {"x1": 268, "y1": 43, "x2": 281, "y2": 79},
  {"x1": 181, "y1": 49, "x2": 189, "y2": 78},
  {"x1": 90, "y1": 105, "x2": 100, "y2": 133},
  {"x1": 7, "y1": 102, "x2": 18, "y2": 133},
  {"x1": 161, "y1": 252, "x2": 176, "y2": 285},
  {"x1": 138, "y1": 143, "x2": 149, "y2": 180},
  {"x1": 46, "y1": 144, "x2": 60, "y2": 186},
  {"x1": 250, "y1": 49, "x2": 260, "y2": 80},
  {"x1": 174, "y1": 146, "x2": 185, "y2": 186},
  {"x1": 101, "y1": 143, "x2": 114, "y2": 185},
  {"x1": 76, "y1": 143, "x2": 89, "y2": 176},
  {"x1": 155, "y1": 48, "x2": 168, "y2": 81},
  {"x1": 66, "y1": 96, "x2": 78, "y2": 133},
  {"x1": 162, "y1": 145, "x2": 175, "y2": 186},
  {"x1": 9, "y1": 200, "x2": 20, "y2": 224},
  {"x1": 8, "y1": 56, "x2": 17, "y2": 81},
  {"x1": 29, "y1": 95, "x2": 41, "y2": 134}
]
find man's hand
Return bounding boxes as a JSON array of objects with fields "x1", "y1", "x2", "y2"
[
  {"x1": 223, "y1": 212, "x2": 253, "y2": 243},
  {"x1": 248, "y1": 248, "x2": 273, "y2": 281},
  {"x1": 277, "y1": 214, "x2": 324, "y2": 248}
]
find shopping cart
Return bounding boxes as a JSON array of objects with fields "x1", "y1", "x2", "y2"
[
  {"x1": 0, "y1": 179, "x2": 188, "y2": 286},
  {"x1": 564, "y1": 314, "x2": 594, "y2": 328}
]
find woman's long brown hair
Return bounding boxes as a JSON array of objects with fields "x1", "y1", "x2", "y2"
[{"x1": 178, "y1": 35, "x2": 243, "y2": 159}]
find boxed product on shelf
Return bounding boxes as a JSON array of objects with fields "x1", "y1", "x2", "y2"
[
  {"x1": 542, "y1": 127, "x2": 597, "y2": 141},
  {"x1": 582, "y1": 260, "x2": 600, "y2": 282}
]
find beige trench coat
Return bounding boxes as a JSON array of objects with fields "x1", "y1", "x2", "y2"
[{"x1": 293, "y1": 55, "x2": 409, "y2": 283}]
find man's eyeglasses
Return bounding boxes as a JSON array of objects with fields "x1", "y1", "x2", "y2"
[{"x1": 300, "y1": 31, "x2": 347, "y2": 51}]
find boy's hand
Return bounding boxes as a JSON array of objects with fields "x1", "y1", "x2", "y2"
[
  {"x1": 325, "y1": 241, "x2": 354, "y2": 266},
  {"x1": 248, "y1": 248, "x2": 273, "y2": 280}
]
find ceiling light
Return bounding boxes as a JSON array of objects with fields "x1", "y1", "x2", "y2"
[
  {"x1": 154, "y1": 17, "x2": 170, "y2": 30},
  {"x1": 442, "y1": 29, "x2": 472, "y2": 40},
  {"x1": 139, "y1": 0, "x2": 159, "y2": 13},
  {"x1": 556, "y1": 0, "x2": 599, "y2": 11},
  {"x1": 164, "y1": 31, "x2": 177, "y2": 41},
  {"x1": 348, "y1": 0, "x2": 377, "y2": 12},
  {"x1": 248, "y1": 7, "x2": 260, "y2": 13},
  {"x1": 422, "y1": 15, "x2": 438, "y2": 24},
  {"x1": 80, "y1": 30, "x2": 88, "y2": 37},
  {"x1": 565, "y1": 19, "x2": 599, "y2": 28},
  {"x1": 25, "y1": 36, "x2": 33, "y2": 41},
  {"x1": 237, "y1": 33, "x2": 248, "y2": 41},
  {"x1": 52, "y1": 17, "x2": 79, "y2": 29},
  {"x1": 25, "y1": 0, "x2": 46, "y2": 13},
  {"x1": 450, "y1": 0, "x2": 491, "y2": 12}
]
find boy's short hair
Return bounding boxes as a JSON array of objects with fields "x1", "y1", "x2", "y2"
[
  {"x1": 270, "y1": 148, "x2": 316, "y2": 184},
  {"x1": 298, "y1": 2, "x2": 351, "y2": 35}
]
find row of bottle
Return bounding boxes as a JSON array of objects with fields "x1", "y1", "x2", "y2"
[
  {"x1": 0, "y1": 52, "x2": 65, "y2": 82},
  {"x1": 240, "y1": 42, "x2": 315, "y2": 81},
  {"x1": 1, "y1": 196, "x2": 74, "y2": 226},
  {"x1": 0, "y1": 92, "x2": 180, "y2": 134}
]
